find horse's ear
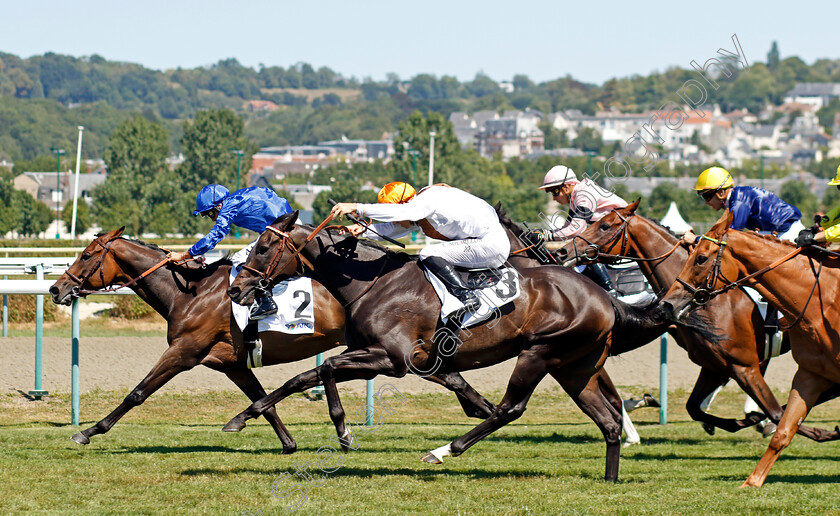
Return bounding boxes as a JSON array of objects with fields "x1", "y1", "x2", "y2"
[
  {"x1": 272, "y1": 211, "x2": 299, "y2": 230},
  {"x1": 115, "y1": 226, "x2": 125, "y2": 238},
  {"x1": 709, "y1": 210, "x2": 733, "y2": 239},
  {"x1": 626, "y1": 199, "x2": 641, "y2": 213}
]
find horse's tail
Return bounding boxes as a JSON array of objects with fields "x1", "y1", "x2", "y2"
[
  {"x1": 609, "y1": 297, "x2": 723, "y2": 356},
  {"x1": 608, "y1": 297, "x2": 670, "y2": 356}
]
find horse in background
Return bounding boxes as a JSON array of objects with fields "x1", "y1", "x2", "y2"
[{"x1": 554, "y1": 200, "x2": 840, "y2": 442}]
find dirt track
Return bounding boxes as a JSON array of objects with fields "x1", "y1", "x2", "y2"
[{"x1": 1, "y1": 333, "x2": 801, "y2": 398}]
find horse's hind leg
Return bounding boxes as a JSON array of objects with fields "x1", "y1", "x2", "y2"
[
  {"x1": 422, "y1": 350, "x2": 548, "y2": 465},
  {"x1": 224, "y1": 369, "x2": 297, "y2": 454},
  {"x1": 71, "y1": 345, "x2": 199, "y2": 445},
  {"x1": 424, "y1": 372, "x2": 495, "y2": 419},
  {"x1": 742, "y1": 368, "x2": 832, "y2": 488},
  {"x1": 685, "y1": 368, "x2": 762, "y2": 434},
  {"x1": 554, "y1": 369, "x2": 622, "y2": 482}
]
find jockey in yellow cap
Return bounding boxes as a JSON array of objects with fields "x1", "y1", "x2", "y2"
[
  {"x1": 797, "y1": 164, "x2": 840, "y2": 247},
  {"x1": 682, "y1": 166, "x2": 802, "y2": 245},
  {"x1": 330, "y1": 182, "x2": 510, "y2": 312}
]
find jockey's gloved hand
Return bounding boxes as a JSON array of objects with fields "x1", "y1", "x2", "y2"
[
  {"x1": 795, "y1": 229, "x2": 818, "y2": 247},
  {"x1": 531, "y1": 229, "x2": 550, "y2": 242}
]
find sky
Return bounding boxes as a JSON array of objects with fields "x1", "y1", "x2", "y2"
[{"x1": 3, "y1": 0, "x2": 839, "y2": 85}]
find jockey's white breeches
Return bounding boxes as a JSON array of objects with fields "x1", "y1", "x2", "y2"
[
  {"x1": 418, "y1": 224, "x2": 510, "y2": 268},
  {"x1": 231, "y1": 240, "x2": 257, "y2": 269}
]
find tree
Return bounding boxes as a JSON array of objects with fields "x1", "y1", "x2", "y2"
[
  {"x1": 92, "y1": 115, "x2": 169, "y2": 235},
  {"x1": 61, "y1": 199, "x2": 91, "y2": 235},
  {"x1": 779, "y1": 180, "x2": 819, "y2": 221},
  {"x1": 767, "y1": 41, "x2": 780, "y2": 71},
  {"x1": 178, "y1": 108, "x2": 256, "y2": 192},
  {"x1": 572, "y1": 127, "x2": 603, "y2": 153}
]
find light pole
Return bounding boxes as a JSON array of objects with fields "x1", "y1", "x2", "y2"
[
  {"x1": 759, "y1": 153, "x2": 765, "y2": 190},
  {"x1": 427, "y1": 131, "x2": 436, "y2": 187},
  {"x1": 50, "y1": 147, "x2": 65, "y2": 239},
  {"x1": 230, "y1": 149, "x2": 244, "y2": 239}
]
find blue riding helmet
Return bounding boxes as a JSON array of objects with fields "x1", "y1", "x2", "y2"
[{"x1": 193, "y1": 184, "x2": 231, "y2": 216}]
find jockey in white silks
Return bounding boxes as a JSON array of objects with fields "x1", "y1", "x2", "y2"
[{"x1": 330, "y1": 182, "x2": 510, "y2": 312}]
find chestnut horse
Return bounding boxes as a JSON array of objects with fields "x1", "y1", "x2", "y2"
[
  {"x1": 223, "y1": 212, "x2": 674, "y2": 481},
  {"x1": 553, "y1": 200, "x2": 803, "y2": 437},
  {"x1": 48, "y1": 228, "x2": 495, "y2": 449},
  {"x1": 660, "y1": 211, "x2": 840, "y2": 487}
]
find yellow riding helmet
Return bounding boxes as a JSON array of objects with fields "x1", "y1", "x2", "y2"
[
  {"x1": 377, "y1": 181, "x2": 416, "y2": 204},
  {"x1": 694, "y1": 167, "x2": 734, "y2": 191},
  {"x1": 828, "y1": 164, "x2": 840, "y2": 186}
]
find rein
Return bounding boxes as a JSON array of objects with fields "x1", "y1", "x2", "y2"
[
  {"x1": 242, "y1": 214, "x2": 385, "y2": 308},
  {"x1": 66, "y1": 237, "x2": 202, "y2": 297}
]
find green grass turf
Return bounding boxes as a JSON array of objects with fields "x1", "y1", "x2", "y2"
[{"x1": 1, "y1": 388, "x2": 839, "y2": 515}]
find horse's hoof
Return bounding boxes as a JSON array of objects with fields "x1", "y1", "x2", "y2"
[
  {"x1": 762, "y1": 422, "x2": 777, "y2": 438},
  {"x1": 281, "y1": 444, "x2": 297, "y2": 455},
  {"x1": 421, "y1": 452, "x2": 443, "y2": 464},
  {"x1": 643, "y1": 393, "x2": 661, "y2": 408},
  {"x1": 70, "y1": 432, "x2": 90, "y2": 445},
  {"x1": 701, "y1": 422, "x2": 716, "y2": 436},
  {"x1": 337, "y1": 429, "x2": 356, "y2": 453},
  {"x1": 222, "y1": 419, "x2": 246, "y2": 432},
  {"x1": 623, "y1": 439, "x2": 640, "y2": 448}
]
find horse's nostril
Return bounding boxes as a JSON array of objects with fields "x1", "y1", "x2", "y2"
[
  {"x1": 227, "y1": 286, "x2": 240, "y2": 299},
  {"x1": 557, "y1": 248, "x2": 568, "y2": 259},
  {"x1": 49, "y1": 286, "x2": 59, "y2": 296}
]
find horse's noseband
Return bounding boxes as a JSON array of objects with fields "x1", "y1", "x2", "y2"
[{"x1": 240, "y1": 226, "x2": 307, "y2": 288}]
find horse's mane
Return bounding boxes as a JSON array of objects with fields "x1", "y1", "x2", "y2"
[
  {"x1": 646, "y1": 217, "x2": 682, "y2": 239},
  {"x1": 744, "y1": 230, "x2": 798, "y2": 248},
  {"x1": 494, "y1": 203, "x2": 528, "y2": 235}
]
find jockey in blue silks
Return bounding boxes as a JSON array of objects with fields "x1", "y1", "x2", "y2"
[
  {"x1": 681, "y1": 166, "x2": 802, "y2": 244},
  {"x1": 167, "y1": 184, "x2": 292, "y2": 320}
]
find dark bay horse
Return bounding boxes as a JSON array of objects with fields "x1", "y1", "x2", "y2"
[
  {"x1": 660, "y1": 211, "x2": 840, "y2": 487},
  {"x1": 224, "y1": 212, "x2": 672, "y2": 481},
  {"x1": 48, "y1": 228, "x2": 495, "y2": 449}
]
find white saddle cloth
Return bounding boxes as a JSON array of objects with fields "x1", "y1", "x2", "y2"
[
  {"x1": 424, "y1": 267, "x2": 521, "y2": 328},
  {"x1": 229, "y1": 269, "x2": 316, "y2": 335}
]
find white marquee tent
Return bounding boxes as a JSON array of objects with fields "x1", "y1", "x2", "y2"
[{"x1": 660, "y1": 202, "x2": 692, "y2": 234}]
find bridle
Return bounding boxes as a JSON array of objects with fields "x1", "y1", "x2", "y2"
[
  {"x1": 238, "y1": 226, "x2": 310, "y2": 290},
  {"x1": 569, "y1": 210, "x2": 682, "y2": 266},
  {"x1": 676, "y1": 232, "x2": 820, "y2": 330}
]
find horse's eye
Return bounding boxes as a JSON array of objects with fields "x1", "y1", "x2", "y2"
[
  {"x1": 696, "y1": 255, "x2": 708, "y2": 265},
  {"x1": 256, "y1": 246, "x2": 269, "y2": 255},
  {"x1": 600, "y1": 223, "x2": 610, "y2": 231},
  {"x1": 81, "y1": 253, "x2": 91, "y2": 261}
]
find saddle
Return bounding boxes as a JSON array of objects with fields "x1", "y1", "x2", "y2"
[{"x1": 451, "y1": 265, "x2": 505, "y2": 290}]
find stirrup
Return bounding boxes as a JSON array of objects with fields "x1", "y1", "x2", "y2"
[{"x1": 249, "y1": 294, "x2": 277, "y2": 321}]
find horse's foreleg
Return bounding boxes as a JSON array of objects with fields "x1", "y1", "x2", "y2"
[
  {"x1": 425, "y1": 350, "x2": 547, "y2": 466},
  {"x1": 71, "y1": 345, "x2": 198, "y2": 445},
  {"x1": 224, "y1": 347, "x2": 399, "y2": 433},
  {"x1": 742, "y1": 369, "x2": 831, "y2": 488},
  {"x1": 557, "y1": 369, "x2": 623, "y2": 482},
  {"x1": 224, "y1": 369, "x2": 297, "y2": 454},
  {"x1": 424, "y1": 372, "x2": 495, "y2": 419},
  {"x1": 319, "y1": 367, "x2": 354, "y2": 453}
]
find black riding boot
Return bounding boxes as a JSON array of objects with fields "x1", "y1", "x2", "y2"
[
  {"x1": 583, "y1": 263, "x2": 619, "y2": 295},
  {"x1": 421, "y1": 256, "x2": 481, "y2": 312},
  {"x1": 249, "y1": 288, "x2": 278, "y2": 321}
]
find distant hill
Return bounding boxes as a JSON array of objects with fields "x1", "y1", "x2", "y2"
[{"x1": 1, "y1": 48, "x2": 840, "y2": 161}]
